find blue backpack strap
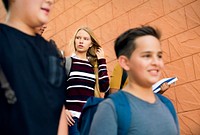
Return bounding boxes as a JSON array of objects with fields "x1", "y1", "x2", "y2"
[
  {"x1": 78, "y1": 97, "x2": 104, "y2": 135},
  {"x1": 109, "y1": 91, "x2": 131, "y2": 135},
  {"x1": 156, "y1": 93, "x2": 180, "y2": 134}
]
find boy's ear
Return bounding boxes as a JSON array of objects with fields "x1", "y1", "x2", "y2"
[{"x1": 118, "y1": 56, "x2": 130, "y2": 71}]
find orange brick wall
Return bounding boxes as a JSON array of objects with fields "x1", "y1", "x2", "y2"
[{"x1": 1, "y1": 0, "x2": 200, "y2": 134}]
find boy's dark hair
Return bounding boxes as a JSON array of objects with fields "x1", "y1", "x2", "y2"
[
  {"x1": 2, "y1": 0, "x2": 9, "y2": 11},
  {"x1": 114, "y1": 25, "x2": 161, "y2": 58}
]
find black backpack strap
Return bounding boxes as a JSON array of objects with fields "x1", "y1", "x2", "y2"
[
  {"x1": 120, "y1": 69, "x2": 127, "y2": 89},
  {"x1": 65, "y1": 57, "x2": 72, "y2": 77},
  {"x1": 109, "y1": 91, "x2": 131, "y2": 135}
]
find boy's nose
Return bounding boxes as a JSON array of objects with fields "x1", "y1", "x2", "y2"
[
  {"x1": 46, "y1": 0, "x2": 54, "y2": 4},
  {"x1": 151, "y1": 57, "x2": 159, "y2": 65}
]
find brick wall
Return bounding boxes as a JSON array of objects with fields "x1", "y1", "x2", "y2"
[{"x1": 1, "y1": 0, "x2": 200, "y2": 134}]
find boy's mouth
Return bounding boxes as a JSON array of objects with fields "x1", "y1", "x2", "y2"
[
  {"x1": 148, "y1": 69, "x2": 160, "y2": 76},
  {"x1": 41, "y1": 8, "x2": 50, "y2": 15}
]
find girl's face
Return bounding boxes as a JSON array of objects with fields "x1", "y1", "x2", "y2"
[
  {"x1": 126, "y1": 35, "x2": 164, "y2": 87},
  {"x1": 75, "y1": 29, "x2": 93, "y2": 53}
]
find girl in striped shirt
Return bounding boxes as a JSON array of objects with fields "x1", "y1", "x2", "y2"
[{"x1": 65, "y1": 27, "x2": 110, "y2": 135}]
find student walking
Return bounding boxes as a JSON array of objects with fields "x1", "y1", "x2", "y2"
[
  {"x1": 0, "y1": 0, "x2": 67, "y2": 135},
  {"x1": 65, "y1": 26, "x2": 110, "y2": 135},
  {"x1": 89, "y1": 26, "x2": 180, "y2": 135}
]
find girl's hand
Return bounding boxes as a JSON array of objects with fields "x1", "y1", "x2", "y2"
[
  {"x1": 65, "y1": 109, "x2": 75, "y2": 126},
  {"x1": 96, "y1": 47, "x2": 105, "y2": 59}
]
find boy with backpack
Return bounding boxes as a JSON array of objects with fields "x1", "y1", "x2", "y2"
[
  {"x1": 89, "y1": 26, "x2": 180, "y2": 135},
  {"x1": 0, "y1": 0, "x2": 67, "y2": 134}
]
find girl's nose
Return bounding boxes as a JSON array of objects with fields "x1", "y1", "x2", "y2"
[{"x1": 79, "y1": 38, "x2": 83, "y2": 43}]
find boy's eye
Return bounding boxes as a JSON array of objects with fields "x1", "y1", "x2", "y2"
[
  {"x1": 158, "y1": 54, "x2": 162, "y2": 59},
  {"x1": 144, "y1": 54, "x2": 151, "y2": 58}
]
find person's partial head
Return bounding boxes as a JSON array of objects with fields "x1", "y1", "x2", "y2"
[
  {"x1": 2, "y1": 0, "x2": 54, "y2": 27},
  {"x1": 115, "y1": 26, "x2": 164, "y2": 86},
  {"x1": 70, "y1": 26, "x2": 101, "y2": 65},
  {"x1": 114, "y1": 26, "x2": 161, "y2": 59}
]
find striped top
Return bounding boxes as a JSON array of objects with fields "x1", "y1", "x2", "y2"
[{"x1": 65, "y1": 56, "x2": 109, "y2": 118}]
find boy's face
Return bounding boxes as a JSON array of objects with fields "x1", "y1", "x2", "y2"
[
  {"x1": 12, "y1": 0, "x2": 54, "y2": 27},
  {"x1": 126, "y1": 35, "x2": 164, "y2": 87}
]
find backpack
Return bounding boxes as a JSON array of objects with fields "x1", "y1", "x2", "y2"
[
  {"x1": 78, "y1": 91, "x2": 179, "y2": 135},
  {"x1": 78, "y1": 91, "x2": 131, "y2": 135},
  {"x1": 65, "y1": 57, "x2": 72, "y2": 77},
  {"x1": 120, "y1": 69, "x2": 127, "y2": 89}
]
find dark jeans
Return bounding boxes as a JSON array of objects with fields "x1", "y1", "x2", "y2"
[{"x1": 69, "y1": 117, "x2": 80, "y2": 135}]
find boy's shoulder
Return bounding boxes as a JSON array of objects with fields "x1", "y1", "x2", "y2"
[
  {"x1": 156, "y1": 93, "x2": 172, "y2": 105},
  {"x1": 0, "y1": 24, "x2": 9, "y2": 48},
  {"x1": 156, "y1": 94, "x2": 177, "y2": 117},
  {"x1": 0, "y1": 23, "x2": 22, "y2": 40},
  {"x1": 0, "y1": 23, "x2": 5, "y2": 28},
  {"x1": 0, "y1": 23, "x2": 6, "y2": 36},
  {"x1": 156, "y1": 93, "x2": 179, "y2": 132},
  {"x1": 0, "y1": 23, "x2": 11, "y2": 33}
]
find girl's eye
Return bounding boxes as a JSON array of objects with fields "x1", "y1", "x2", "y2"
[
  {"x1": 84, "y1": 37, "x2": 89, "y2": 40},
  {"x1": 76, "y1": 36, "x2": 80, "y2": 39}
]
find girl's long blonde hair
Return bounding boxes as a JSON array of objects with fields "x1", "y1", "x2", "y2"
[{"x1": 69, "y1": 26, "x2": 103, "y2": 98}]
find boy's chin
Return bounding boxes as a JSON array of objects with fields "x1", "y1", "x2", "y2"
[
  {"x1": 151, "y1": 77, "x2": 160, "y2": 84},
  {"x1": 38, "y1": 17, "x2": 49, "y2": 25}
]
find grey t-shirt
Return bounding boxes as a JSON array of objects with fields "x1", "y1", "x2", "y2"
[{"x1": 89, "y1": 91, "x2": 179, "y2": 135}]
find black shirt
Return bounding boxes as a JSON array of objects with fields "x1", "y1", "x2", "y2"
[{"x1": 0, "y1": 24, "x2": 66, "y2": 135}]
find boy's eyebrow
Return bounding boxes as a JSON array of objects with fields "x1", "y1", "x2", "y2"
[
  {"x1": 141, "y1": 51, "x2": 163, "y2": 54},
  {"x1": 141, "y1": 51, "x2": 152, "y2": 54}
]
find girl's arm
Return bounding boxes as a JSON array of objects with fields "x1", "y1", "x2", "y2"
[
  {"x1": 96, "y1": 48, "x2": 110, "y2": 93},
  {"x1": 57, "y1": 106, "x2": 68, "y2": 135}
]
